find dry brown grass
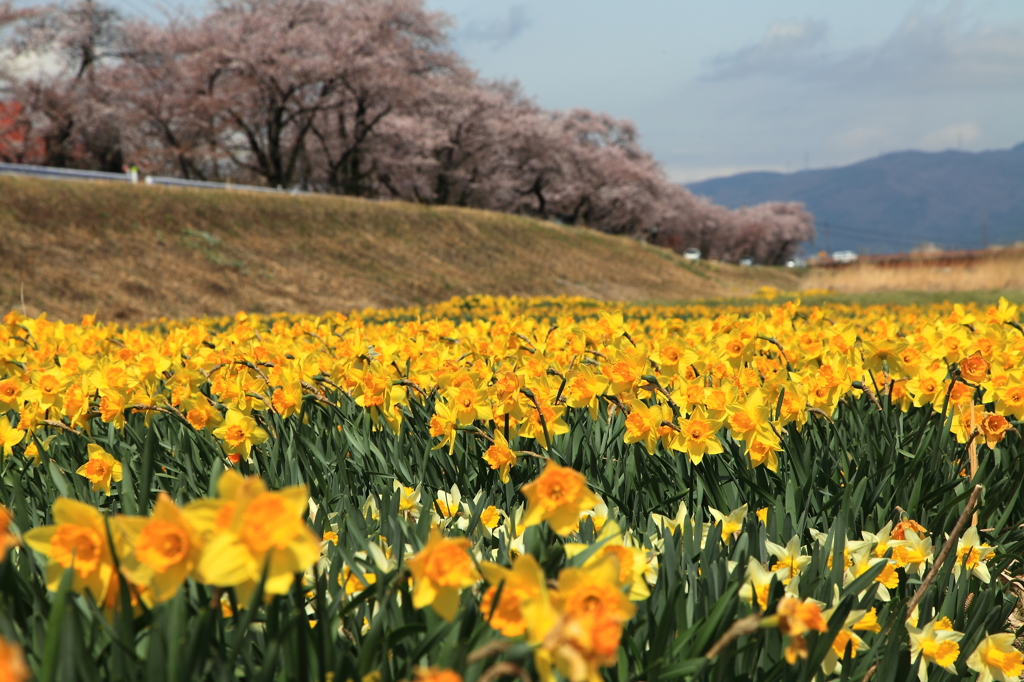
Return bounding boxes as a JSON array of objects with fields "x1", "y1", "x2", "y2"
[
  {"x1": 0, "y1": 175, "x2": 801, "y2": 322},
  {"x1": 801, "y1": 248, "x2": 1024, "y2": 294}
]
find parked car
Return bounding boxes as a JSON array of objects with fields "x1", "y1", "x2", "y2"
[
  {"x1": 683, "y1": 247, "x2": 701, "y2": 261},
  {"x1": 739, "y1": 257, "x2": 754, "y2": 267},
  {"x1": 831, "y1": 250, "x2": 858, "y2": 264}
]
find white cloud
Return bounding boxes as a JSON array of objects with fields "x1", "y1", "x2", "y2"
[
  {"x1": 834, "y1": 126, "x2": 891, "y2": 152},
  {"x1": 703, "y1": 19, "x2": 827, "y2": 80},
  {"x1": 0, "y1": 47, "x2": 63, "y2": 79},
  {"x1": 824, "y1": 5, "x2": 1024, "y2": 92},
  {"x1": 668, "y1": 164, "x2": 785, "y2": 185},
  {"x1": 460, "y1": 5, "x2": 531, "y2": 50},
  {"x1": 919, "y1": 122, "x2": 981, "y2": 150},
  {"x1": 701, "y1": 3, "x2": 1024, "y2": 93}
]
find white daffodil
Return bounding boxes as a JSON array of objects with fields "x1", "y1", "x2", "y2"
[
  {"x1": 953, "y1": 526, "x2": 996, "y2": 583},
  {"x1": 393, "y1": 480, "x2": 422, "y2": 521},
  {"x1": 464, "y1": 491, "x2": 504, "y2": 538},
  {"x1": 431, "y1": 483, "x2": 463, "y2": 529},
  {"x1": 858, "y1": 520, "x2": 894, "y2": 557},
  {"x1": 967, "y1": 633, "x2": 1024, "y2": 682},
  {"x1": 819, "y1": 606, "x2": 870, "y2": 676},
  {"x1": 845, "y1": 546, "x2": 899, "y2": 602},
  {"x1": 896, "y1": 529, "x2": 933, "y2": 577},
  {"x1": 580, "y1": 496, "x2": 609, "y2": 533},
  {"x1": 738, "y1": 556, "x2": 785, "y2": 611},
  {"x1": 908, "y1": 617, "x2": 963, "y2": 682},
  {"x1": 708, "y1": 503, "x2": 748, "y2": 543},
  {"x1": 495, "y1": 504, "x2": 527, "y2": 559},
  {"x1": 765, "y1": 535, "x2": 811, "y2": 584},
  {"x1": 651, "y1": 500, "x2": 689, "y2": 536}
]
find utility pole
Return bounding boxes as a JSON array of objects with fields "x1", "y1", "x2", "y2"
[{"x1": 982, "y1": 212, "x2": 988, "y2": 249}]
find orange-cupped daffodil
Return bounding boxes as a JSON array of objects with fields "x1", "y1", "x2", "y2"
[{"x1": 520, "y1": 460, "x2": 600, "y2": 536}]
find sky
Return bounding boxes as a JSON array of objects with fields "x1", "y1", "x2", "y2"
[
  {"x1": 426, "y1": 0, "x2": 1024, "y2": 183},
  {"x1": 10, "y1": 0, "x2": 1024, "y2": 183}
]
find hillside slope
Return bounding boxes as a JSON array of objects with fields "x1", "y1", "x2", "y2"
[
  {"x1": 687, "y1": 143, "x2": 1024, "y2": 254},
  {"x1": 0, "y1": 175, "x2": 799, "y2": 321}
]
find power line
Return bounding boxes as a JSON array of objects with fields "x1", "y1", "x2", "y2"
[
  {"x1": 812, "y1": 219, "x2": 938, "y2": 246},
  {"x1": 818, "y1": 220, "x2": 907, "y2": 238}
]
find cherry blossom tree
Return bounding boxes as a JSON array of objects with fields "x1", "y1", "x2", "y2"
[
  {"x1": 732, "y1": 202, "x2": 816, "y2": 264},
  {"x1": 115, "y1": 0, "x2": 462, "y2": 189},
  {"x1": 1, "y1": 0, "x2": 816, "y2": 259},
  {"x1": 0, "y1": 0, "x2": 125, "y2": 170},
  {"x1": 185, "y1": 0, "x2": 346, "y2": 188},
  {"x1": 304, "y1": 0, "x2": 460, "y2": 195},
  {"x1": 371, "y1": 77, "x2": 537, "y2": 207},
  {"x1": 113, "y1": 18, "x2": 228, "y2": 179}
]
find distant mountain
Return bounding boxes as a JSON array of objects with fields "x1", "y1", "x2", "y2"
[{"x1": 686, "y1": 143, "x2": 1024, "y2": 255}]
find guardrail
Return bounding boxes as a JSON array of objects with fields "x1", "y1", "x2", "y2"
[
  {"x1": 144, "y1": 175, "x2": 305, "y2": 195},
  {"x1": 0, "y1": 161, "x2": 303, "y2": 195},
  {"x1": 0, "y1": 161, "x2": 132, "y2": 183}
]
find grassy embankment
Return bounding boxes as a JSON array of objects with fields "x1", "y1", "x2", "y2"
[
  {"x1": 2, "y1": 174, "x2": 1023, "y2": 321},
  {"x1": 800, "y1": 248, "x2": 1024, "y2": 304},
  {"x1": 0, "y1": 175, "x2": 801, "y2": 322}
]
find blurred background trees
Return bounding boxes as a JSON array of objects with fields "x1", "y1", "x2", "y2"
[{"x1": 0, "y1": 0, "x2": 815, "y2": 262}]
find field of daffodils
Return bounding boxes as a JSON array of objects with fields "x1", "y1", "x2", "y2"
[{"x1": 0, "y1": 294, "x2": 1022, "y2": 682}]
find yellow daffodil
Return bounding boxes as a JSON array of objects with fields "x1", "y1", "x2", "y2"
[
  {"x1": 115, "y1": 493, "x2": 205, "y2": 603},
  {"x1": 271, "y1": 379, "x2": 303, "y2": 419},
  {"x1": 406, "y1": 528, "x2": 479, "y2": 621},
  {"x1": 738, "y1": 557, "x2": 784, "y2": 611},
  {"x1": 908, "y1": 617, "x2": 963, "y2": 682},
  {"x1": 959, "y1": 351, "x2": 990, "y2": 383},
  {"x1": 76, "y1": 444, "x2": 123, "y2": 496},
  {"x1": 339, "y1": 559, "x2": 377, "y2": 596},
  {"x1": 845, "y1": 546, "x2": 899, "y2": 601},
  {"x1": 726, "y1": 389, "x2": 774, "y2": 446},
  {"x1": 22, "y1": 369, "x2": 66, "y2": 411},
  {"x1": 820, "y1": 607, "x2": 871, "y2": 676},
  {"x1": 994, "y1": 381, "x2": 1024, "y2": 420},
  {"x1": 708, "y1": 503, "x2": 748, "y2": 543},
  {"x1": 953, "y1": 526, "x2": 995, "y2": 583},
  {"x1": 891, "y1": 518, "x2": 928, "y2": 540},
  {"x1": 23, "y1": 498, "x2": 117, "y2": 603},
  {"x1": 429, "y1": 400, "x2": 458, "y2": 455},
  {"x1": 445, "y1": 383, "x2": 493, "y2": 425},
  {"x1": 520, "y1": 460, "x2": 600, "y2": 536},
  {"x1": 0, "y1": 416, "x2": 25, "y2": 456},
  {"x1": 412, "y1": 667, "x2": 462, "y2": 682},
  {"x1": 393, "y1": 480, "x2": 422, "y2": 521},
  {"x1": 967, "y1": 633, "x2": 1024, "y2": 682},
  {"x1": 775, "y1": 597, "x2": 828, "y2": 639},
  {"x1": 191, "y1": 471, "x2": 320, "y2": 603},
  {"x1": 431, "y1": 484, "x2": 463, "y2": 528},
  {"x1": 623, "y1": 399, "x2": 673, "y2": 455},
  {"x1": 672, "y1": 406, "x2": 723, "y2": 464},
  {"x1": 0, "y1": 636, "x2": 30, "y2": 682},
  {"x1": 0, "y1": 506, "x2": 19, "y2": 560},
  {"x1": 212, "y1": 409, "x2": 269, "y2": 463},
  {"x1": 564, "y1": 520, "x2": 650, "y2": 601},
  {"x1": 562, "y1": 367, "x2": 609, "y2": 420},
  {"x1": 479, "y1": 553, "x2": 546, "y2": 637},
  {"x1": 853, "y1": 608, "x2": 882, "y2": 634},
  {"x1": 894, "y1": 529, "x2": 933, "y2": 577},
  {"x1": 765, "y1": 535, "x2": 811, "y2": 584},
  {"x1": 482, "y1": 431, "x2": 517, "y2": 483},
  {"x1": 0, "y1": 378, "x2": 21, "y2": 412},
  {"x1": 529, "y1": 554, "x2": 634, "y2": 682}
]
